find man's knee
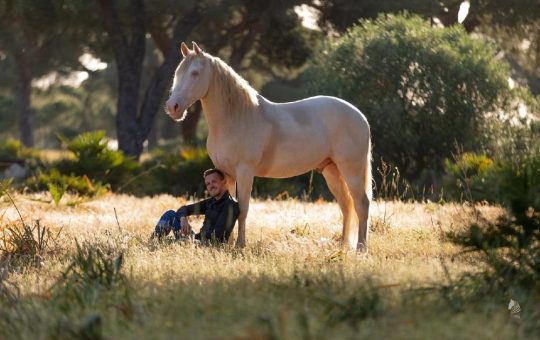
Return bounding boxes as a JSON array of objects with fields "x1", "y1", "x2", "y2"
[{"x1": 154, "y1": 210, "x2": 178, "y2": 236}]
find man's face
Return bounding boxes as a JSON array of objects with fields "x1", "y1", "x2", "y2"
[{"x1": 204, "y1": 172, "x2": 227, "y2": 198}]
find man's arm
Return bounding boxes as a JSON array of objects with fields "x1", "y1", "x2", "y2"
[
  {"x1": 177, "y1": 199, "x2": 211, "y2": 236},
  {"x1": 176, "y1": 198, "x2": 210, "y2": 218}
]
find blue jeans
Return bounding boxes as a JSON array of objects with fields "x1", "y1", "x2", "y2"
[{"x1": 153, "y1": 210, "x2": 182, "y2": 239}]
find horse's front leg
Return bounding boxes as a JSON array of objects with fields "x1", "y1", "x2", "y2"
[{"x1": 235, "y1": 166, "x2": 254, "y2": 248}]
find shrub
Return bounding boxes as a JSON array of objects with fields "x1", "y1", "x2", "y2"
[
  {"x1": 27, "y1": 169, "x2": 109, "y2": 202},
  {"x1": 443, "y1": 152, "x2": 498, "y2": 202},
  {"x1": 449, "y1": 150, "x2": 540, "y2": 291},
  {"x1": 305, "y1": 14, "x2": 520, "y2": 187},
  {"x1": 55, "y1": 131, "x2": 139, "y2": 191},
  {"x1": 0, "y1": 138, "x2": 40, "y2": 162},
  {"x1": 0, "y1": 139, "x2": 42, "y2": 182},
  {"x1": 133, "y1": 145, "x2": 214, "y2": 196}
]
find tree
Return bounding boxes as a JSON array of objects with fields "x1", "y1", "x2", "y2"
[
  {"x1": 470, "y1": 0, "x2": 540, "y2": 94},
  {"x1": 312, "y1": 0, "x2": 540, "y2": 95},
  {"x1": 95, "y1": 0, "x2": 207, "y2": 158},
  {"x1": 0, "y1": 0, "x2": 89, "y2": 147},
  {"x1": 305, "y1": 14, "x2": 513, "y2": 183},
  {"x1": 312, "y1": 0, "x2": 458, "y2": 32}
]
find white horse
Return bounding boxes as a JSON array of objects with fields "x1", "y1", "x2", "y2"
[{"x1": 166, "y1": 42, "x2": 372, "y2": 251}]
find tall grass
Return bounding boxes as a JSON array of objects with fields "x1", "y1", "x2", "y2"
[{"x1": 0, "y1": 192, "x2": 535, "y2": 339}]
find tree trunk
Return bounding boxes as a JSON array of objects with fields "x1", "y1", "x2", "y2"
[
  {"x1": 15, "y1": 53, "x2": 33, "y2": 147},
  {"x1": 147, "y1": 123, "x2": 157, "y2": 150},
  {"x1": 100, "y1": 0, "x2": 205, "y2": 158},
  {"x1": 98, "y1": 0, "x2": 146, "y2": 158},
  {"x1": 138, "y1": 5, "x2": 206, "y2": 146},
  {"x1": 181, "y1": 101, "x2": 202, "y2": 142},
  {"x1": 160, "y1": 116, "x2": 181, "y2": 140}
]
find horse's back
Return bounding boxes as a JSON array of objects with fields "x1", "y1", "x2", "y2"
[{"x1": 266, "y1": 95, "x2": 369, "y2": 133}]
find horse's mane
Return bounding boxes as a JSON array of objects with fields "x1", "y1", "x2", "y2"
[{"x1": 207, "y1": 54, "x2": 259, "y2": 114}]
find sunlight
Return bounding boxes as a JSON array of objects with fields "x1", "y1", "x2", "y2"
[
  {"x1": 79, "y1": 53, "x2": 107, "y2": 71},
  {"x1": 294, "y1": 4, "x2": 320, "y2": 31},
  {"x1": 458, "y1": 1, "x2": 470, "y2": 23}
]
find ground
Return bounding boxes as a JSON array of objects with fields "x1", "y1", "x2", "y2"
[{"x1": 0, "y1": 193, "x2": 524, "y2": 339}]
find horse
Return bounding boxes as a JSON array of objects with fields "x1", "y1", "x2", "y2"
[{"x1": 166, "y1": 42, "x2": 372, "y2": 251}]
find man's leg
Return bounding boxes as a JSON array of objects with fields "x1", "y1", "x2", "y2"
[{"x1": 151, "y1": 210, "x2": 180, "y2": 239}]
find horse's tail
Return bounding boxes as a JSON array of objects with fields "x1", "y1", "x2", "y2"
[{"x1": 365, "y1": 135, "x2": 372, "y2": 201}]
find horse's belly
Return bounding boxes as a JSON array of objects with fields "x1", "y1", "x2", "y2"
[{"x1": 254, "y1": 149, "x2": 326, "y2": 178}]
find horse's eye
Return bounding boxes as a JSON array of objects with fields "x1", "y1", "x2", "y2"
[{"x1": 191, "y1": 70, "x2": 199, "y2": 76}]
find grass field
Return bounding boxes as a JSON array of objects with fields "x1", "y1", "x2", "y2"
[{"x1": 0, "y1": 192, "x2": 529, "y2": 339}]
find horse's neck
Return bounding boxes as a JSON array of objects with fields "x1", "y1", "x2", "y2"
[
  {"x1": 201, "y1": 93, "x2": 225, "y2": 133},
  {"x1": 200, "y1": 82, "x2": 258, "y2": 138}
]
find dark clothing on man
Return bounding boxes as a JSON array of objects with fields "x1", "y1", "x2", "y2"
[
  {"x1": 153, "y1": 191, "x2": 239, "y2": 243},
  {"x1": 177, "y1": 190, "x2": 239, "y2": 242}
]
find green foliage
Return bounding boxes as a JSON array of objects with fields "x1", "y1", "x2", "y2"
[
  {"x1": 56, "y1": 131, "x2": 139, "y2": 187},
  {"x1": 129, "y1": 145, "x2": 212, "y2": 196},
  {"x1": 0, "y1": 178, "x2": 13, "y2": 197},
  {"x1": 305, "y1": 14, "x2": 512, "y2": 185},
  {"x1": 47, "y1": 180, "x2": 67, "y2": 206},
  {"x1": 24, "y1": 131, "x2": 136, "y2": 199},
  {"x1": 443, "y1": 152, "x2": 497, "y2": 202},
  {"x1": 449, "y1": 150, "x2": 540, "y2": 291},
  {"x1": 0, "y1": 138, "x2": 41, "y2": 164},
  {"x1": 444, "y1": 116, "x2": 540, "y2": 203},
  {"x1": 28, "y1": 168, "x2": 109, "y2": 199}
]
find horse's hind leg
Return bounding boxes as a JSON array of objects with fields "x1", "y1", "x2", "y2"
[
  {"x1": 338, "y1": 162, "x2": 371, "y2": 251},
  {"x1": 321, "y1": 162, "x2": 357, "y2": 249}
]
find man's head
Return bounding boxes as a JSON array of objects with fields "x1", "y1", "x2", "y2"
[{"x1": 203, "y1": 168, "x2": 227, "y2": 198}]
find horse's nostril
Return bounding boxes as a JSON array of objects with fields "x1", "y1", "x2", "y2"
[{"x1": 174, "y1": 103, "x2": 179, "y2": 111}]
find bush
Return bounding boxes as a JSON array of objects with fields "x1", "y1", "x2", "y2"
[
  {"x1": 55, "y1": 131, "x2": 139, "y2": 190},
  {"x1": 27, "y1": 168, "x2": 109, "y2": 201},
  {"x1": 0, "y1": 139, "x2": 42, "y2": 182},
  {"x1": 0, "y1": 139, "x2": 39, "y2": 161},
  {"x1": 25, "y1": 131, "x2": 138, "y2": 198},
  {"x1": 449, "y1": 149, "x2": 540, "y2": 291},
  {"x1": 443, "y1": 152, "x2": 498, "y2": 202},
  {"x1": 304, "y1": 14, "x2": 519, "y2": 188},
  {"x1": 131, "y1": 145, "x2": 214, "y2": 196}
]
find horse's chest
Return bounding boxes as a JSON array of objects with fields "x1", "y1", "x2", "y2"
[{"x1": 207, "y1": 144, "x2": 234, "y2": 172}]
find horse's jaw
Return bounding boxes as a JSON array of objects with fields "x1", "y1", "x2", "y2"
[
  {"x1": 166, "y1": 102, "x2": 189, "y2": 121},
  {"x1": 171, "y1": 109, "x2": 188, "y2": 122}
]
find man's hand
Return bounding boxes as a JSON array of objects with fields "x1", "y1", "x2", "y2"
[{"x1": 180, "y1": 216, "x2": 192, "y2": 236}]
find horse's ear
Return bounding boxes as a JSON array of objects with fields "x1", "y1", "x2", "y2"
[
  {"x1": 192, "y1": 41, "x2": 203, "y2": 55},
  {"x1": 181, "y1": 42, "x2": 190, "y2": 57}
]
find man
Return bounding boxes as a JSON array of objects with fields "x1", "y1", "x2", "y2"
[{"x1": 151, "y1": 168, "x2": 240, "y2": 243}]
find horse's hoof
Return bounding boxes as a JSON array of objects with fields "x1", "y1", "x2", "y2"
[
  {"x1": 356, "y1": 242, "x2": 368, "y2": 254},
  {"x1": 235, "y1": 239, "x2": 246, "y2": 248}
]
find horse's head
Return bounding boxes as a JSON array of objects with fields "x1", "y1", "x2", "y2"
[{"x1": 166, "y1": 42, "x2": 211, "y2": 121}]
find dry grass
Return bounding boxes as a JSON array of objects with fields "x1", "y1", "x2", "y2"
[{"x1": 0, "y1": 193, "x2": 521, "y2": 339}]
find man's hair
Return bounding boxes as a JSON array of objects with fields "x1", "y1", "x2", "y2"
[{"x1": 203, "y1": 168, "x2": 225, "y2": 180}]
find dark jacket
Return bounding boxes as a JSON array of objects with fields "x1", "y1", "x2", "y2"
[{"x1": 176, "y1": 191, "x2": 240, "y2": 242}]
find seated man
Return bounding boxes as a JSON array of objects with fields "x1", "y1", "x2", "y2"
[{"x1": 151, "y1": 168, "x2": 239, "y2": 243}]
